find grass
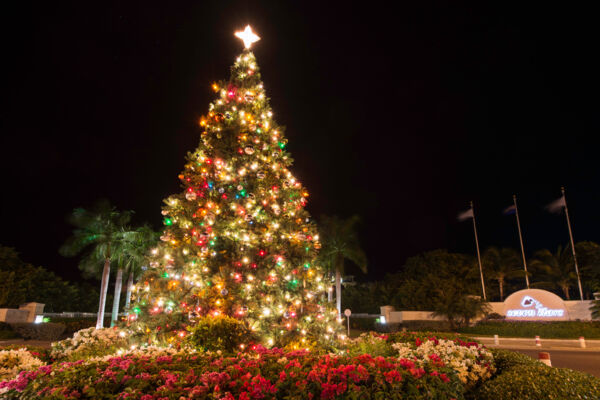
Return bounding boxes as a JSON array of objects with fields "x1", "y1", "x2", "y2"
[{"x1": 458, "y1": 320, "x2": 600, "y2": 339}]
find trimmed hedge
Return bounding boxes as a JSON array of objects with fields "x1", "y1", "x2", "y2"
[
  {"x1": 9, "y1": 323, "x2": 65, "y2": 341},
  {"x1": 467, "y1": 348, "x2": 600, "y2": 399},
  {"x1": 459, "y1": 321, "x2": 600, "y2": 339},
  {"x1": 472, "y1": 362, "x2": 600, "y2": 399}
]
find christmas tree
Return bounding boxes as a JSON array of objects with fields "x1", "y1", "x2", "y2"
[{"x1": 128, "y1": 26, "x2": 340, "y2": 348}]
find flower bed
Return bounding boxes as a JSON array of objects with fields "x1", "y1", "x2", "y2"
[
  {"x1": 50, "y1": 327, "x2": 128, "y2": 361},
  {"x1": 0, "y1": 348, "x2": 45, "y2": 381},
  {"x1": 1, "y1": 346, "x2": 466, "y2": 399}
]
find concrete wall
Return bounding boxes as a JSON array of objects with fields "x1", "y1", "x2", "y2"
[
  {"x1": 0, "y1": 309, "x2": 29, "y2": 323},
  {"x1": 380, "y1": 299, "x2": 594, "y2": 323}
]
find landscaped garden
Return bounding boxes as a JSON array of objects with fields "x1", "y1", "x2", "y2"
[{"x1": 2, "y1": 327, "x2": 600, "y2": 399}]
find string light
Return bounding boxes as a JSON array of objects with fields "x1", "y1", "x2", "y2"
[{"x1": 127, "y1": 31, "x2": 339, "y2": 349}]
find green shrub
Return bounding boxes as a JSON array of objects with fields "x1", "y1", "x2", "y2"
[
  {"x1": 459, "y1": 320, "x2": 600, "y2": 339},
  {"x1": 374, "y1": 320, "x2": 452, "y2": 333},
  {"x1": 488, "y1": 348, "x2": 538, "y2": 373},
  {"x1": 472, "y1": 363, "x2": 600, "y2": 399},
  {"x1": 349, "y1": 317, "x2": 377, "y2": 331},
  {"x1": 389, "y1": 331, "x2": 479, "y2": 344},
  {"x1": 9, "y1": 323, "x2": 65, "y2": 341},
  {"x1": 46, "y1": 317, "x2": 98, "y2": 336},
  {"x1": 345, "y1": 332, "x2": 395, "y2": 357},
  {"x1": 184, "y1": 315, "x2": 255, "y2": 353}
]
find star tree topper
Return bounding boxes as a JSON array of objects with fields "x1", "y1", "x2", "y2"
[{"x1": 235, "y1": 25, "x2": 260, "y2": 49}]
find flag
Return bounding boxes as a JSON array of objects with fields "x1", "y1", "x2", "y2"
[
  {"x1": 503, "y1": 205, "x2": 516, "y2": 215},
  {"x1": 457, "y1": 208, "x2": 474, "y2": 221},
  {"x1": 546, "y1": 196, "x2": 566, "y2": 213}
]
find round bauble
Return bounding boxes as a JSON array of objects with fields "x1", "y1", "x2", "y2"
[
  {"x1": 185, "y1": 192, "x2": 197, "y2": 201},
  {"x1": 244, "y1": 146, "x2": 255, "y2": 155},
  {"x1": 220, "y1": 289, "x2": 229, "y2": 296}
]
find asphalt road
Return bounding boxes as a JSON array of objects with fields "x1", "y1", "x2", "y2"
[
  {"x1": 475, "y1": 337, "x2": 600, "y2": 377},
  {"x1": 512, "y1": 349, "x2": 600, "y2": 377}
]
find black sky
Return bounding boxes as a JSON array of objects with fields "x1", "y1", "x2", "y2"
[{"x1": 1, "y1": 1, "x2": 599, "y2": 282}]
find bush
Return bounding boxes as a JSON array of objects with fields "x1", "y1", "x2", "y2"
[
  {"x1": 0, "y1": 345, "x2": 52, "y2": 364},
  {"x1": 345, "y1": 332, "x2": 395, "y2": 357},
  {"x1": 46, "y1": 317, "x2": 98, "y2": 336},
  {"x1": 8, "y1": 323, "x2": 65, "y2": 341},
  {"x1": 374, "y1": 320, "x2": 452, "y2": 333},
  {"x1": 0, "y1": 323, "x2": 20, "y2": 340},
  {"x1": 458, "y1": 320, "x2": 600, "y2": 339},
  {"x1": 391, "y1": 336, "x2": 494, "y2": 388},
  {"x1": 0, "y1": 347, "x2": 465, "y2": 399},
  {"x1": 0, "y1": 348, "x2": 45, "y2": 380},
  {"x1": 184, "y1": 315, "x2": 255, "y2": 353},
  {"x1": 487, "y1": 348, "x2": 537, "y2": 373},
  {"x1": 472, "y1": 363, "x2": 600, "y2": 399},
  {"x1": 349, "y1": 317, "x2": 377, "y2": 331},
  {"x1": 50, "y1": 327, "x2": 128, "y2": 361}
]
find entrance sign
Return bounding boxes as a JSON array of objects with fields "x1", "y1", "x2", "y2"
[{"x1": 503, "y1": 289, "x2": 569, "y2": 321}]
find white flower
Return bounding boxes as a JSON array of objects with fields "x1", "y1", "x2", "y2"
[{"x1": 0, "y1": 348, "x2": 45, "y2": 380}]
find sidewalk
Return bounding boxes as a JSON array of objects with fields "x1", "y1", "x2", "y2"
[{"x1": 475, "y1": 336, "x2": 600, "y2": 351}]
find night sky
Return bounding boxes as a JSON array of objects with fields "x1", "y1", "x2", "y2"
[{"x1": 1, "y1": 1, "x2": 599, "y2": 282}]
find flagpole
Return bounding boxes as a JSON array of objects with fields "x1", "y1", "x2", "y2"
[
  {"x1": 470, "y1": 201, "x2": 487, "y2": 300},
  {"x1": 561, "y1": 187, "x2": 584, "y2": 301},
  {"x1": 513, "y1": 195, "x2": 530, "y2": 289}
]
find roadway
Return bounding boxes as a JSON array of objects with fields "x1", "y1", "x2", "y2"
[{"x1": 476, "y1": 337, "x2": 600, "y2": 377}]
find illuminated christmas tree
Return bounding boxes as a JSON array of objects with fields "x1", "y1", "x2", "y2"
[{"x1": 128, "y1": 26, "x2": 340, "y2": 348}]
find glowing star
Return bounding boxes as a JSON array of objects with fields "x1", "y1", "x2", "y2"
[{"x1": 235, "y1": 25, "x2": 260, "y2": 49}]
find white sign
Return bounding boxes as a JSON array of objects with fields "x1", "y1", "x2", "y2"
[
  {"x1": 344, "y1": 309, "x2": 352, "y2": 317},
  {"x1": 506, "y1": 296, "x2": 565, "y2": 317},
  {"x1": 503, "y1": 289, "x2": 569, "y2": 321}
]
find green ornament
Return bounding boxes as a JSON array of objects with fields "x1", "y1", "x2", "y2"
[{"x1": 164, "y1": 218, "x2": 173, "y2": 226}]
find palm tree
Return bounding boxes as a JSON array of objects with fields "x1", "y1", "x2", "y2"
[
  {"x1": 318, "y1": 215, "x2": 367, "y2": 316},
  {"x1": 482, "y1": 247, "x2": 525, "y2": 301},
  {"x1": 122, "y1": 225, "x2": 158, "y2": 311},
  {"x1": 60, "y1": 200, "x2": 133, "y2": 328},
  {"x1": 109, "y1": 225, "x2": 158, "y2": 327},
  {"x1": 530, "y1": 245, "x2": 576, "y2": 300}
]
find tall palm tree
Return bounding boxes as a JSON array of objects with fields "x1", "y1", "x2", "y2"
[
  {"x1": 530, "y1": 245, "x2": 576, "y2": 300},
  {"x1": 122, "y1": 225, "x2": 158, "y2": 312},
  {"x1": 318, "y1": 215, "x2": 367, "y2": 316},
  {"x1": 482, "y1": 247, "x2": 524, "y2": 301},
  {"x1": 60, "y1": 200, "x2": 133, "y2": 328},
  {"x1": 109, "y1": 225, "x2": 158, "y2": 327}
]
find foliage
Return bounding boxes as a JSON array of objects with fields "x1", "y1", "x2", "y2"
[
  {"x1": 50, "y1": 327, "x2": 128, "y2": 361},
  {"x1": 1, "y1": 347, "x2": 465, "y2": 399},
  {"x1": 529, "y1": 244, "x2": 580, "y2": 300},
  {"x1": 392, "y1": 338, "x2": 495, "y2": 387},
  {"x1": 387, "y1": 331, "x2": 480, "y2": 344},
  {"x1": 318, "y1": 215, "x2": 368, "y2": 314},
  {"x1": 482, "y1": 247, "x2": 524, "y2": 301},
  {"x1": 46, "y1": 318, "x2": 99, "y2": 336},
  {"x1": 0, "y1": 348, "x2": 45, "y2": 381},
  {"x1": 0, "y1": 345, "x2": 52, "y2": 364},
  {"x1": 592, "y1": 298, "x2": 600, "y2": 319},
  {"x1": 60, "y1": 200, "x2": 135, "y2": 328},
  {"x1": 0, "y1": 246, "x2": 99, "y2": 312},
  {"x1": 471, "y1": 360, "x2": 600, "y2": 399},
  {"x1": 8, "y1": 323, "x2": 65, "y2": 341},
  {"x1": 345, "y1": 332, "x2": 395, "y2": 357},
  {"x1": 486, "y1": 348, "x2": 538, "y2": 373},
  {"x1": 0, "y1": 323, "x2": 20, "y2": 340},
  {"x1": 184, "y1": 315, "x2": 256, "y2": 353},
  {"x1": 458, "y1": 320, "x2": 600, "y2": 339}
]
